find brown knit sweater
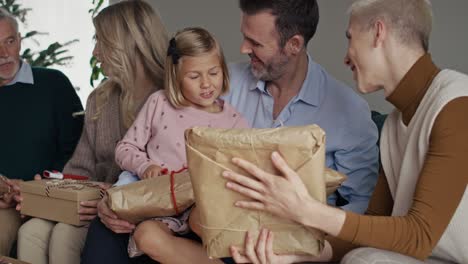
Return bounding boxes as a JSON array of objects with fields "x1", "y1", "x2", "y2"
[
  {"x1": 329, "y1": 54, "x2": 468, "y2": 260},
  {"x1": 63, "y1": 87, "x2": 126, "y2": 183}
]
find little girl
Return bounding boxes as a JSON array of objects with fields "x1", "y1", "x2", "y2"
[{"x1": 114, "y1": 27, "x2": 248, "y2": 262}]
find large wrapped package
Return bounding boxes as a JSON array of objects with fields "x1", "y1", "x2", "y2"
[
  {"x1": 107, "y1": 170, "x2": 194, "y2": 224},
  {"x1": 20, "y1": 179, "x2": 104, "y2": 226},
  {"x1": 185, "y1": 125, "x2": 327, "y2": 258}
]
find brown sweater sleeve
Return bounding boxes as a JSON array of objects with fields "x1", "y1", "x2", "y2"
[
  {"x1": 335, "y1": 97, "x2": 468, "y2": 260},
  {"x1": 328, "y1": 168, "x2": 394, "y2": 261},
  {"x1": 62, "y1": 91, "x2": 98, "y2": 179}
]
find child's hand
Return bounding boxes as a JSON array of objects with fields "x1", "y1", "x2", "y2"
[{"x1": 142, "y1": 165, "x2": 166, "y2": 179}]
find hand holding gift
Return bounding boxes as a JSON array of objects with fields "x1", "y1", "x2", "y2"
[{"x1": 185, "y1": 125, "x2": 327, "y2": 258}]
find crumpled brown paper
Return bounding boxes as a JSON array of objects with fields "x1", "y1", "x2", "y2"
[
  {"x1": 107, "y1": 170, "x2": 194, "y2": 224},
  {"x1": 324, "y1": 168, "x2": 347, "y2": 196},
  {"x1": 185, "y1": 125, "x2": 327, "y2": 258}
]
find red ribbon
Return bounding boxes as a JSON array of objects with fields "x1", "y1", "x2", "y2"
[
  {"x1": 168, "y1": 167, "x2": 188, "y2": 215},
  {"x1": 43, "y1": 170, "x2": 89, "y2": 180}
]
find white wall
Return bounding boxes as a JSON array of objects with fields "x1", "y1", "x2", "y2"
[
  {"x1": 110, "y1": 0, "x2": 468, "y2": 114},
  {"x1": 18, "y1": 0, "x2": 108, "y2": 106}
]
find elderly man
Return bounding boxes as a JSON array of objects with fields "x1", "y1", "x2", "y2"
[
  {"x1": 0, "y1": 8, "x2": 83, "y2": 256},
  {"x1": 224, "y1": 0, "x2": 468, "y2": 263},
  {"x1": 225, "y1": 0, "x2": 379, "y2": 214}
]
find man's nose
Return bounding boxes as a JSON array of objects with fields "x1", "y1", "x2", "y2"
[
  {"x1": 240, "y1": 39, "x2": 251, "y2": 55},
  {"x1": 0, "y1": 45, "x2": 9, "y2": 58}
]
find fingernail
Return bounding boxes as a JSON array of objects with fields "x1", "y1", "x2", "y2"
[
  {"x1": 222, "y1": 171, "x2": 229, "y2": 177},
  {"x1": 232, "y1": 158, "x2": 239, "y2": 164},
  {"x1": 226, "y1": 182, "x2": 232, "y2": 188},
  {"x1": 272, "y1": 151, "x2": 279, "y2": 159}
]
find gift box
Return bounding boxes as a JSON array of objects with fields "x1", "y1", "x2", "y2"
[
  {"x1": 185, "y1": 125, "x2": 327, "y2": 258},
  {"x1": 0, "y1": 175, "x2": 10, "y2": 197},
  {"x1": 20, "y1": 179, "x2": 104, "y2": 226},
  {"x1": 0, "y1": 256, "x2": 31, "y2": 264},
  {"x1": 107, "y1": 170, "x2": 194, "y2": 224}
]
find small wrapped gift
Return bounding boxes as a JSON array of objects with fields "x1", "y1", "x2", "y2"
[
  {"x1": 20, "y1": 179, "x2": 104, "y2": 226},
  {"x1": 0, "y1": 256, "x2": 31, "y2": 264},
  {"x1": 107, "y1": 169, "x2": 194, "y2": 224},
  {"x1": 0, "y1": 175, "x2": 10, "y2": 198},
  {"x1": 185, "y1": 125, "x2": 327, "y2": 258},
  {"x1": 324, "y1": 168, "x2": 347, "y2": 196}
]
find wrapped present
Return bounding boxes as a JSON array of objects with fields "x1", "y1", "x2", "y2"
[
  {"x1": 324, "y1": 168, "x2": 347, "y2": 196},
  {"x1": 107, "y1": 169, "x2": 194, "y2": 224},
  {"x1": 185, "y1": 125, "x2": 327, "y2": 258},
  {"x1": 0, "y1": 256, "x2": 31, "y2": 264},
  {"x1": 0, "y1": 175, "x2": 10, "y2": 197},
  {"x1": 20, "y1": 179, "x2": 104, "y2": 226}
]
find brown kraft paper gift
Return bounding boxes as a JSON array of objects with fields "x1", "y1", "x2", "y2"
[
  {"x1": 107, "y1": 170, "x2": 194, "y2": 224},
  {"x1": 324, "y1": 168, "x2": 347, "y2": 196},
  {"x1": 185, "y1": 125, "x2": 327, "y2": 258},
  {"x1": 20, "y1": 179, "x2": 103, "y2": 226}
]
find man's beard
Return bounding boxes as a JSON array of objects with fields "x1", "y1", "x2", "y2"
[{"x1": 250, "y1": 51, "x2": 289, "y2": 81}]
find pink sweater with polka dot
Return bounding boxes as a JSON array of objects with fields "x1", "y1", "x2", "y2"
[{"x1": 115, "y1": 90, "x2": 249, "y2": 177}]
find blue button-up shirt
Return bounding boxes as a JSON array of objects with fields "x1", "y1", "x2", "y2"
[
  {"x1": 225, "y1": 55, "x2": 379, "y2": 213},
  {"x1": 6, "y1": 61, "x2": 34, "y2": 86}
]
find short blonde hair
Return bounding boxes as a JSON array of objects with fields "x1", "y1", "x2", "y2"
[
  {"x1": 93, "y1": 0, "x2": 168, "y2": 128},
  {"x1": 164, "y1": 27, "x2": 229, "y2": 108},
  {"x1": 349, "y1": 0, "x2": 433, "y2": 52}
]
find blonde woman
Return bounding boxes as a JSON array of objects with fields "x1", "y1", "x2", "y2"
[{"x1": 16, "y1": 1, "x2": 168, "y2": 264}]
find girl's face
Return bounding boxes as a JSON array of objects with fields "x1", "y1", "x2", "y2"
[{"x1": 179, "y1": 50, "x2": 224, "y2": 113}]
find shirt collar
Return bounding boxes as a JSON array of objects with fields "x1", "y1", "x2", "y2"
[
  {"x1": 386, "y1": 53, "x2": 440, "y2": 113},
  {"x1": 250, "y1": 54, "x2": 320, "y2": 106},
  {"x1": 6, "y1": 61, "x2": 34, "y2": 86}
]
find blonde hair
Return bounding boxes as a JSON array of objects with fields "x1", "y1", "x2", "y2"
[
  {"x1": 93, "y1": 0, "x2": 168, "y2": 128},
  {"x1": 349, "y1": 0, "x2": 433, "y2": 52},
  {"x1": 164, "y1": 27, "x2": 229, "y2": 108}
]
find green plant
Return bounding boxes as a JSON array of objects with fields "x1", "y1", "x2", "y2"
[
  {"x1": 0, "y1": 0, "x2": 78, "y2": 67},
  {"x1": 88, "y1": 0, "x2": 105, "y2": 87}
]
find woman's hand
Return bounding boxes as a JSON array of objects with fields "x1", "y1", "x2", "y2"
[
  {"x1": 224, "y1": 151, "x2": 347, "y2": 238},
  {"x1": 79, "y1": 182, "x2": 112, "y2": 221},
  {"x1": 222, "y1": 151, "x2": 317, "y2": 224},
  {"x1": 231, "y1": 229, "x2": 301, "y2": 264},
  {"x1": 97, "y1": 195, "x2": 135, "y2": 233}
]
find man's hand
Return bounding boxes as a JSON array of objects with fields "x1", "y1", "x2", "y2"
[
  {"x1": 0, "y1": 192, "x2": 16, "y2": 209},
  {"x1": 0, "y1": 177, "x2": 23, "y2": 209},
  {"x1": 15, "y1": 174, "x2": 41, "y2": 212},
  {"x1": 142, "y1": 165, "x2": 164, "y2": 179},
  {"x1": 97, "y1": 195, "x2": 135, "y2": 233}
]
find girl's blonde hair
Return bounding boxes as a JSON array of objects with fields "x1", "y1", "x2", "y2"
[
  {"x1": 164, "y1": 27, "x2": 229, "y2": 108},
  {"x1": 93, "y1": 0, "x2": 168, "y2": 128}
]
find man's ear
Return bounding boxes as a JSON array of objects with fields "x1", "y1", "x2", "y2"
[
  {"x1": 373, "y1": 20, "x2": 387, "y2": 47},
  {"x1": 285, "y1": 34, "x2": 304, "y2": 55}
]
